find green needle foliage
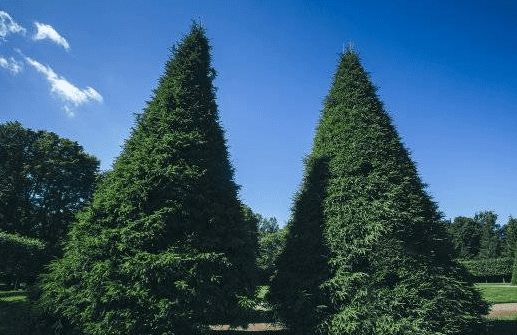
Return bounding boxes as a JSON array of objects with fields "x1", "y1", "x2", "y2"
[
  {"x1": 39, "y1": 23, "x2": 256, "y2": 335},
  {"x1": 270, "y1": 47, "x2": 489, "y2": 335}
]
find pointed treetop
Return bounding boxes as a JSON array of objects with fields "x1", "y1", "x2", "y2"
[
  {"x1": 271, "y1": 43, "x2": 489, "y2": 334},
  {"x1": 344, "y1": 40, "x2": 356, "y2": 54}
]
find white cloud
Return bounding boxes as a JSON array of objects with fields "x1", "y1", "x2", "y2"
[
  {"x1": 63, "y1": 106, "x2": 75, "y2": 118},
  {"x1": 24, "y1": 56, "x2": 103, "y2": 115},
  {"x1": 0, "y1": 11, "x2": 26, "y2": 40},
  {"x1": 0, "y1": 55, "x2": 23, "y2": 74},
  {"x1": 33, "y1": 22, "x2": 70, "y2": 50},
  {"x1": 0, "y1": 12, "x2": 100, "y2": 117}
]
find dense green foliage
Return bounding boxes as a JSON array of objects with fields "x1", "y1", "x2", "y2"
[
  {"x1": 38, "y1": 23, "x2": 257, "y2": 335},
  {"x1": 512, "y1": 247, "x2": 517, "y2": 285},
  {"x1": 0, "y1": 231, "x2": 46, "y2": 287},
  {"x1": 258, "y1": 216, "x2": 280, "y2": 235},
  {"x1": 241, "y1": 205, "x2": 260, "y2": 266},
  {"x1": 448, "y1": 216, "x2": 484, "y2": 259},
  {"x1": 447, "y1": 214, "x2": 517, "y2": 282},
  {"x1": 460, "y1": 258, "x2": 513, "y2": 282},
  {"x1": 270, "y1": 48, "x2": 489, "y2": 335},
  {"x1": 238, "y1": 209, "x2": 286, "y2": 285},
  {"x1": 270, "y1": 157, "x2": 332, "y2": 333},
  {"x1": 0, "y1": 122, "x2": 99, "y2": 256},
  {"x1": 504, "y1": 217, "x2": 517, "y2": 259},
  {"x1": 256, "y1": 218, "x2": 287, "y2": 285},
  {"x1": 447, "y1": 212, "x2": 517, "y2": 260},
  {"x1": 475, "y1": 212, "x2": 503, "y2": 259}
]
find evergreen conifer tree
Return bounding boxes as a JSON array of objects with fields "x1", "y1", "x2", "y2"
[
  {"x1": 39, "y1": 23, "x2": 256, "y2": 335},
  {"x1": 270, "y1": 48, "x2": 488, "y2": 335}
]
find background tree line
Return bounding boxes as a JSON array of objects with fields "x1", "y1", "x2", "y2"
[
  {"x1": 0, "y1": 121, "x2": 99, "y2": 288},
  {"x1": 446, "y1": 211, "x2": 517, "y2": 260},
  {"x1": 445, "y1": 212, "x2": 517, "y2": 282}
]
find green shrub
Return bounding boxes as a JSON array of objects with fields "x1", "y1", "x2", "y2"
[
  {"x1": 460, "y1": 258, "x2": 512, "y2": 282},
  {"x1": 0, "y1": 231, "x2": 46, "y2": 288}
]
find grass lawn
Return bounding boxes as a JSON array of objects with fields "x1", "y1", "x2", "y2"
[
  {"x1": 476, "y1": 283, "x2": 517, "y2": 304},
  {"x1": 475, "y1": 283, "x2": 517, "y2": 334}
]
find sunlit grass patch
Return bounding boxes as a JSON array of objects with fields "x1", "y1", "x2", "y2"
[
  {"x1": 476, "y1": 283, "x2": 517, "y2": 304},
  {"x1": 0, "y1": 294, "x2": 27, "y2": 302}
]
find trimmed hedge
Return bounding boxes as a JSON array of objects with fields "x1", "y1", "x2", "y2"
[
  {"x1": 459, "y1": 257, "x2": 513, "y2": 282},
  {"x1": 0, "y1": 231, "x2": 46, "y2": 287}
]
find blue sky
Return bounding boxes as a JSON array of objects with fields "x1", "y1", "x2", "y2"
[{"x1": 1, "y1": 1, "x2": 516, "y2": 226}]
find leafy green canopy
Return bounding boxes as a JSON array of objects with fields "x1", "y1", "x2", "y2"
[
  {"x1": 39, "y1": 23, "x2": 256, "y2": 335},
  {"x1": 248, "y1": 213, "x2": 285, "y2": 285},
  {"x1": 447, "y1": 212, "x2": 516, "y2": 262},
  {"x1": 271, "y1": 48, "x2": 488, "y2": 335},
  {"x1": 0, "y1": 121, "x2": 99, "y2": 256}
]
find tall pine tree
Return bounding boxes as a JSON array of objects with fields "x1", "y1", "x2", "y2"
[
  {"x1": 270, "y1": 47, "x2": 488, "y2": 335},
  {"x1": 39, "y1": 23, "x2": 256, "y2": 335}
]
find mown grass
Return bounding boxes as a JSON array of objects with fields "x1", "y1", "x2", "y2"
[
  {"x1": 476, "y1": 283, "x2": 517, "y2": 304},
  {"x1": 475, "y1": 283, "x2": 517, "y2": 334}
]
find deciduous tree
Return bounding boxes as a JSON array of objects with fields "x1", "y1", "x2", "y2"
[
  {"x1": 447, "y1": 216, "x2": 483, "y2": 259},
  {"x1": 0, "y1": 121, "x2": 99, "y2": 256},
  {"x1": 475, "y1": 211, "x2": 502, "y2": 259}
]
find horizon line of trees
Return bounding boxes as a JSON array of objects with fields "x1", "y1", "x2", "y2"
[
  {"x1": 445, "y1": 211, "x2": 517, "y2": 283},
  {"x1": 445, "y1": 211, "x2": 517, "y2": 261}
]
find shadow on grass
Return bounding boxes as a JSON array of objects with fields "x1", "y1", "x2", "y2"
[
  {"x1": 487, "y1": 320, "x2": 517, "y2": 335},
  {"x1": 209, "y1": 332, "x2": 290, "y2": 335},
  {"x1": 0, "y1": 298, "x2": 31, "y2": 335}
]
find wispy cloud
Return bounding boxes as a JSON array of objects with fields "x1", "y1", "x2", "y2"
[
  {"x1": 24, "y1": 56, "x2": 103, "y2": 116},
  {"x1": 0, "y1": 11, "x2": 26, "y2": 40},
  {"x1": 0, "y1": 55, "x2": 23, "y2": 75},
  {"x1": 33, "y1": 22, "x2": 70, "y2": 50},
  {"x1": 1, "y1": 11, "x2": 101, "y2": 117}
]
